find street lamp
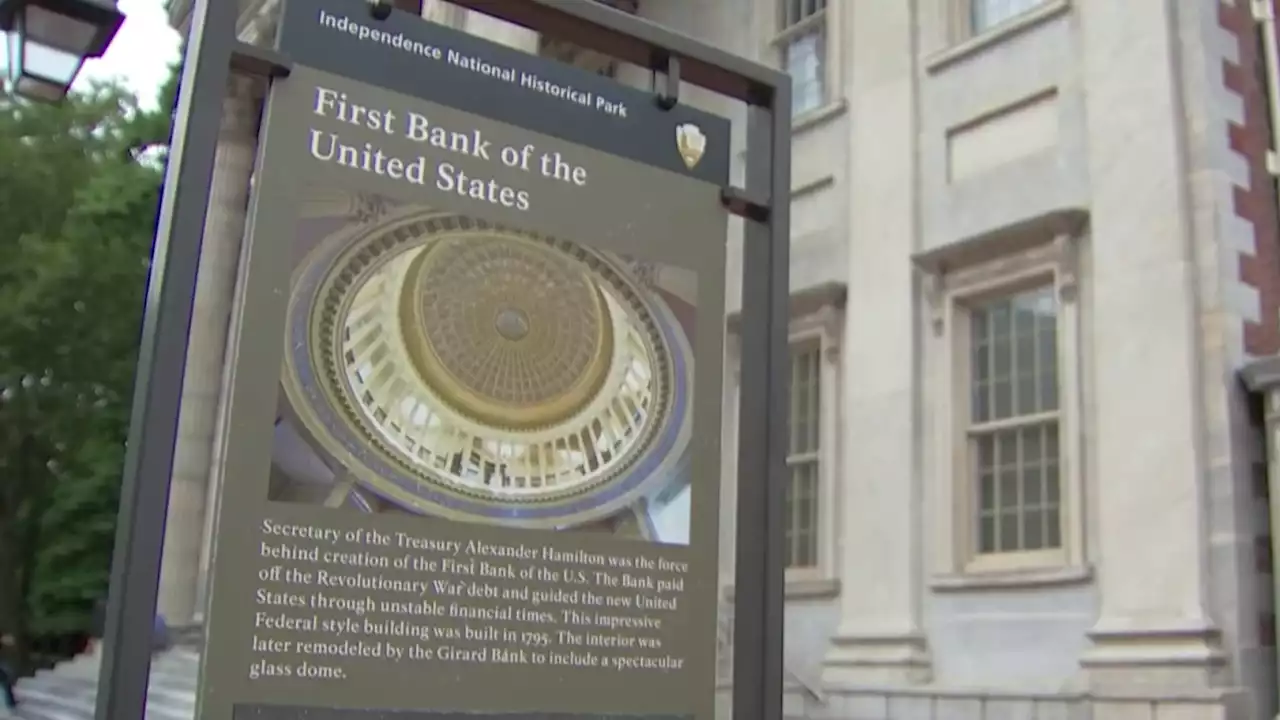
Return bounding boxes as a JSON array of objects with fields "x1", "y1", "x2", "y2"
[{"x1": 0, "y1": 0, "x2": 123, "y2": 102}]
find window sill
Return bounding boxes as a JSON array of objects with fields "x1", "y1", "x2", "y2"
[
  {"x1": 723, "y1": 577, "x2": 840, "y2": 601},
  {"x1": 925, "y1": 0, "x2": 1071, "y2": 74},
  {"x1": 793, "y1": 98, "x2": 847, "y2": 134},
  {"x1": 930, "y1": 563, "x2": 1092, "y2": 592}
]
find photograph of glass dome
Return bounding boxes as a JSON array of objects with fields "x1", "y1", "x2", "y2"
[{"x1": 265, "y1": 187, "x2": 698, "y2": 545}]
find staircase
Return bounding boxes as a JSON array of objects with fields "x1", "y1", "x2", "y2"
[{"x1": 0, "y1": 646, "x2": 199, "y2": 720}]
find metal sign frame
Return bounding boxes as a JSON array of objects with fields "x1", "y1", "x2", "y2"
[{"x1": 93, "y1": 1, "x2": 790, "y2": 719}]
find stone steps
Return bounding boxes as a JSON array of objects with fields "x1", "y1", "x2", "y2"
[{"x1": 2, "y1": 648, "x2": 200, "y2": 720}]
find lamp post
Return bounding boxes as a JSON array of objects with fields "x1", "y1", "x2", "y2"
[{"x1": 0, "y1": 0, "x2": 123, "y2": 102}]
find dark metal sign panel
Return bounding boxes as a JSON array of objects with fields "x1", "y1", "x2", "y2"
[
  {"x1": 277, "y1": 0, "x2": 731, "y2": 184},
  {"x1": 196, "y1": 1, "x2": 730, "y2": 718}
]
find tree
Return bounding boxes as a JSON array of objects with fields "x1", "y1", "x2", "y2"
[{"x1": 0, "y1": 70, "x2": 176, "y2": 673}]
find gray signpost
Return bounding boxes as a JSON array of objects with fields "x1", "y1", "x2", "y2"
[{"x1": 94, "y1": 1, "x2": 789, "y2": 719}]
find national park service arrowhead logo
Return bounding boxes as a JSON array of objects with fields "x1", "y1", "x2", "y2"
[{"x1": 675, "y1": 122, "x2": 707, "y2": 170}]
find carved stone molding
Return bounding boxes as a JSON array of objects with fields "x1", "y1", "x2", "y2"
[
  {"x1": 726, "y1": 281, "x2": 847, "y2": 335},
  {"x1": 239, "y1": 0, "x2": 282, "y2": 45},
  {"x1": 221, "y1": 76, "x2": 266, "y2": 141},
  {"x1": 814, "y1": 302, "x2": 842, "y2": 337},
  {"x1": 913, "y1": 208, "x2": 1089, "y2": 277},
  {"x1": 912, "y1": 208, "x2": 1089, "y2": 336},
  {"x1": 1054, "y1": 232, "x2": 1080, "y2": 302},
  {"x1": 922, "y1": 267, "x2": 947, "y2": 336}
]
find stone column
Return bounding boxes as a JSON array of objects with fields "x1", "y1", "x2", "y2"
[
  {"x1": 822, "y1": 0, "x2": 930, "y2": 685},
  {"x1": 1077, "y1": 0, "x2": 1222, "y2": 688},
  {"x1": 157, "y1": 76, "x2": 261, "y2": 627}
]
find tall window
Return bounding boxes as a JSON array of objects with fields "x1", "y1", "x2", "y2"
[
  {"x1": 970, "y1": 0, "x2": 1046, "y2": 35},
  {"x1": 968, "y1": 286, "x2": 1062, "y2": 556},
  {"x1": 785, "y1": 341, "x2": 821, "y2": 568},
  {"x1": 776, "y1": 0, "x2": 826, "y2": 117}
]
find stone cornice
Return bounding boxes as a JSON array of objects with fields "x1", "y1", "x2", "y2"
[
  {"x1": 725, "y1": 281, "x2": 847, "y2": 334},
  {"x1": 1241, "y1": 355, "x2": 1280, "y2": 392},
  {"x1": 912, "y1": 207, "x2": 1090, "y2": 276}
]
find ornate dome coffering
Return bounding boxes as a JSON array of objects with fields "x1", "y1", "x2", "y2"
[
  {"x1": 280, "y1": 206, "x2": 694, "y2": 529},
  {"x1": 401, "y1": 235, "x2": 615, "y2": 430}
]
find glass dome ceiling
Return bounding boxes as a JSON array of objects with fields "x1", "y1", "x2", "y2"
[
  {"x1": 280, "y1": 209, "x2": 690, "y2": 526},
  {"x1": 340, "y1": 234, "x2": 657, "y2": 498}
]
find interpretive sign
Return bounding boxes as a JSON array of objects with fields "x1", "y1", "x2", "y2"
[{"x1": 196, "y1": 0, "x2": 730, "y2": 718}]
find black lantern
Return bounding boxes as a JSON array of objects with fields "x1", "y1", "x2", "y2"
[{"x1": 0, "y1": 0, "x2": 123, "y2": 102}]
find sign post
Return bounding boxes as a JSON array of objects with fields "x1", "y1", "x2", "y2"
[{"x1": 96, "y1": 2, "x2": 788, "y2": 720}]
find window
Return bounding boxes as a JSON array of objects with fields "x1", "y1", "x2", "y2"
[
  {"x1": 921, "y1": 229, "x2": 1090, "y2": 584},
  {"x1": 970, "y1": 0, "x2": 1046, "y2": 35},
  {"x1": 923, "y1": 233, "x2": 1087, "y2": 586},
  {"x1": 785, "y1": 341, "x2": 821, "y2": 568},
  {"x1": 775, "y1": 0, "x2": 827, "y2": 117},
  {"x1": 725, "y1": 295, "x2": 842, "y2": 595},
  {"x1": 967, "y1": 286, "x2": 1062, "y2": 556}
]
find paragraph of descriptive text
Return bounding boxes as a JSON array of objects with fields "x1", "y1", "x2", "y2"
[{"x1": 246, "y1": 518, "x2": 690, "y2": 684}]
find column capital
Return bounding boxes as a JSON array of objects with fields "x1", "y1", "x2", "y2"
[
  {"x1": 221, "y1": 76, "x2": 265, "y2": 141},
  {"x1": 226, "y1": 73, "x2": 263, "y2": 103}
]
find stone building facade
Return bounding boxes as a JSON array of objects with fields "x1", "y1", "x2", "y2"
[{"x1": 145, "y1": 1, "x2": 1280, "y2": 719}]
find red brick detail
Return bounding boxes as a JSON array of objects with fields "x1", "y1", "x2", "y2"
[{"x1": 1221, "y1": 1, "x2": 1280, "y2": 356}]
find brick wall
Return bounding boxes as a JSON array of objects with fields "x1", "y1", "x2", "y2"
[{"x1": 1222, "y1": 0, "x2": 1280, "y2": 356}]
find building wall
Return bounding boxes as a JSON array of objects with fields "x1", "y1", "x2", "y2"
[
  {"x1": 671, "y1": 0, "x2": 1278, "y2": 716},
  {"x1": 161, "y1": 0, "x2": 1280, "y2": 717},
  {"x1": 916, "y1": 3, "x2": 1096, "y2": 694},
  {"x1": 1215, "y1": 0, "x2": 1280, "y2": 715}
]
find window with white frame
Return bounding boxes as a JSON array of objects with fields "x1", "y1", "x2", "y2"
[
  {"x1": 966, "y1": 285, "x2": 1062, "y2": 557},
  {"x1": 925, "y1": 233, "x2": 1085, "y2": 586},
  {"x1": 775, "y1": 0, "x2": 827, "y2": 117},
  {"x1": 969, "y1": 0, "x2": 1047, "y2": 35},
  {"x1": 785, "y1": 340, "x2": 821, "y2": 568}
]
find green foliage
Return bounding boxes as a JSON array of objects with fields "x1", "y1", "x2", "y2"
[{"x1": 0, "y1": 69, "x2": 177, "y2": 671}]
